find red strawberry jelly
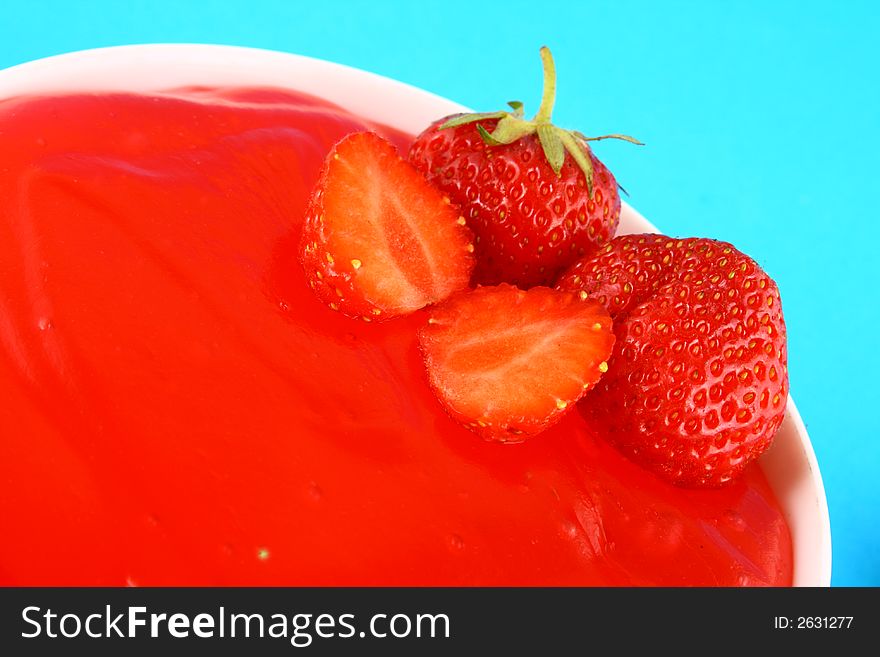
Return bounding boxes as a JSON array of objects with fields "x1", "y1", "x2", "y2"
[{"x1": 0, "y1": 88, "x2": 792, "y2": 585}]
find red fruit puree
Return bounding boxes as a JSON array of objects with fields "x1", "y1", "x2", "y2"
[{"x1": 0, "y1": 88, "x2": 792, "y2": 585}]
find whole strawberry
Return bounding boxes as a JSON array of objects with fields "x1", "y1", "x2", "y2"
[
  {"x1": 556, "y1": 233, "x2": 678, "y2": 318},
  {"x1": 409, "y1": 47, "x2": 641, "y2": 288},
  {"x1": 559, "y1": 235, "x2": 789, "y2": 487}
]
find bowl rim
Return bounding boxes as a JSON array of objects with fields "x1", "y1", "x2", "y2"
[{"x1": 0, "y1": 43, "x2": 832, "y2": 586}]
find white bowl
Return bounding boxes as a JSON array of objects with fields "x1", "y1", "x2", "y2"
[{"x1": 0, "y1": 44, "x2": 832, "y2": 586}]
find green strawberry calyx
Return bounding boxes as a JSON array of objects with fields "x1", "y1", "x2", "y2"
[{"x1": 440, "y1": 46, "x2": 642, "y2": 195}]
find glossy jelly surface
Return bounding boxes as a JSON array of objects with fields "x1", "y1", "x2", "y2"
[{"x1": 0, "y1": 88, "x2": 792, "y2": 585}]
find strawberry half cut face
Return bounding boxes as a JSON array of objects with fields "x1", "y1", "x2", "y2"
[
  {"x1": 419, "y1": 284, "x2": 614, "y2": 441},
  {"x1": 300, "y1": 131, "x2": 475, "y2": 321}
]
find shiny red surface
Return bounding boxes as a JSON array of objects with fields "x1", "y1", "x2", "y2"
[{"x1": 0, "y1": 88, "x2": 792, "y2": 585}]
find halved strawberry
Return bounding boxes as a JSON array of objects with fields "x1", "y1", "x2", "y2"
[
  {"x1": 300, "y1": 131, "x2": 475, "y2": 321},
  {"x1": 419, "y1": 284, "x2": 615, "y2": 441}
]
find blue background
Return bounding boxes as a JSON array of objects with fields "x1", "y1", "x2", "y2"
[{"x1": 1, "y1": 0, "x2": 877, "y2": 586}]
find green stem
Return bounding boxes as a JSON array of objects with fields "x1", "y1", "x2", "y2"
[{"x1": 533, "y1": 46, "x2": 557, "y2": 124}]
